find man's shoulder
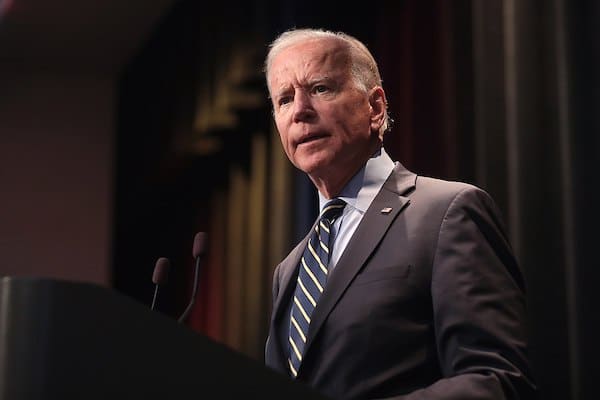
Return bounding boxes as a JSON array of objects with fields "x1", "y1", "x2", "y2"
[
  {"x1": 409, "y1": 175, "x2": 503, "y2": 220},
  {"x1": 402, "y1": 174, "x2": 496, "y2": 209},
  {"x1": 386, "y1": 162, "x2": 485, "y2": 198},
  {"x1": 415, "y1": 175, "x2": 479, "y2": 194},
  {"x1": 382, "y1": 164, "x2": 494, "y2": 208}
]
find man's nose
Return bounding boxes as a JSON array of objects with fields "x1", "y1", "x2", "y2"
[{"x1": 292, "y1": 91, "x2": 316, "y2": 123}]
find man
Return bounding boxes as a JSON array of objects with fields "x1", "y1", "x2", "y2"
[{"x1": 263, "y1": 28, "x2": 536, "y2": 399}]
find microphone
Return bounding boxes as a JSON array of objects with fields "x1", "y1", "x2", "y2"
[
  {"x1": 150, "y1": 257, "x2": 170, "y2": 311},
  {"x1": 177, "y1": 232, "x2": 207, "y2": 324}
]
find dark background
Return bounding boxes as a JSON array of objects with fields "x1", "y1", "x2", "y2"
[
  {"x1": 1, "y1": 1, "x2": 598, "y2": 399},
  {"x1": 115, "y1": 1, "x2": 599, "y2": 399}
]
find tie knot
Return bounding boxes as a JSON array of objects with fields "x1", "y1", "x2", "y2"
[{"x1": 320, "y1": 198, "x2": 346, "y2": 223}]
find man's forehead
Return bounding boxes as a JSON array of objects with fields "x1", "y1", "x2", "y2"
[
  {"x1": 278, "y1": 38, "x2": 347, "y2": 64},
  {"x1": 270, "y1": 41, "x2": 349, "y2": 82}
]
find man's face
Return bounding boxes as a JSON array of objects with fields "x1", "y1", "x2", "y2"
[{"x1": 268, "y1": 39, "x2": 384, "y2": 186}]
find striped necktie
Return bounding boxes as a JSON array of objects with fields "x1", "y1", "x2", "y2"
[{"x1": 288, "y1": 198, "x2": 346, "y2": 378}]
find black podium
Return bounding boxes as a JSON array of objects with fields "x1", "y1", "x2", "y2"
[{"x1": 0, "y1": 276, "x2": 328, "y2": 400}]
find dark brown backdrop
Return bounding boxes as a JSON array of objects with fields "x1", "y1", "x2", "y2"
[{"x1": 113, "y1": 1, "x2": 599, "y2": 399}]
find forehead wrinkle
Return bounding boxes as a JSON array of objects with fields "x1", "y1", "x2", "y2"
[{"x1": 269, "y1": 39, "x2": 350, "y2": 95}]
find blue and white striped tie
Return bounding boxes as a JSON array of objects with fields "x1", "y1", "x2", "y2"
[{"x1": 288, "y1": 198, "x2": 346, "y2": 378}]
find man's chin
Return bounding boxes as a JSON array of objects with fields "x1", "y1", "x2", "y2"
[{"x1": 294, "y1": 158, "x2": 330, "y2": 177}]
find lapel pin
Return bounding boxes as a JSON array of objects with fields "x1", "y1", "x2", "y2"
[{"x1": 380, "y1": 207, "x2": 392, "y2": 214}]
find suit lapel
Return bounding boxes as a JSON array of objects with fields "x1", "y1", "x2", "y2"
[
  {"x1": 269, "y1": 232, "x2": 312, "y2": 362},
  {"x1": 301, "y1": 164, "x2": 416, "y2": 361},
  {"x1": 272, "y1": 238, "x2": 307, "y2": 321}
]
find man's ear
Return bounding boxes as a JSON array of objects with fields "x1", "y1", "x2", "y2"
[{"x1": 369, "y1": 87, "x2": 387, "y2": 138}]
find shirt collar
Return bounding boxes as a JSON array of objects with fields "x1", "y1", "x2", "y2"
[{"x1": 318, "y1": 147, "x2": 395, "y2": 213}]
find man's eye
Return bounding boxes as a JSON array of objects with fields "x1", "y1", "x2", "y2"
[
  {"x1": 314, "y1": 85, "x2": 328, "y2": 93},
  {"x1": 278, "y1": 96, "x2": 292, "y2": 106}
]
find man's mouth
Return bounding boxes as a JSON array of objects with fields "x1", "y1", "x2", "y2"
[{"x1": 297, "y1": 133, "x2": 328, "y2": 145}]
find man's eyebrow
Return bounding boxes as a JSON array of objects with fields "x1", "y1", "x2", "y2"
[
  {"x1": 271, "y1": 76, "x2": 336, "y2": 99},
  {"x1": 307, "y1": 76, "x2": 331, "y2": 84},
  {"x1": 272, "y1": 87, "x2": 292, "y2": 99}
]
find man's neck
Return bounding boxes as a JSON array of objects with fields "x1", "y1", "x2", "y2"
[{"x1": 311, "y1": 144, "x2": 383, "y2": 199}]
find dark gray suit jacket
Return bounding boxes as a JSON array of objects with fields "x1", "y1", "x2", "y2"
[{"x1": 265, "y1": 163, "x2": 536, "y2": 399}]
